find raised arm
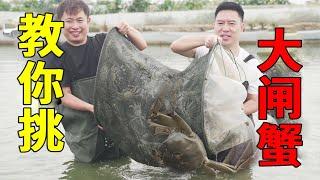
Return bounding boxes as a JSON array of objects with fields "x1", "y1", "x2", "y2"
[
  {"x1": 170, "y1": 34, "x2": 219, "y2": 58},
  {"x1": 116, "y1": 21, "x2": 147, "y2": 51}
]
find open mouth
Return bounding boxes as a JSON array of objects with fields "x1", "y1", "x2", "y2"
[
  {"x1": 70, "y1": 31, "x2": 81, "y2": 37},
  {"x1": 220, "y1": 34, "x2": 231, "y2": 41}
]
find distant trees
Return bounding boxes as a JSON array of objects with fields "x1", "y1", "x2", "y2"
[
  {"x1": 0, "y1": 0, "x2": 11, "y2": 11},
  {"x1": 128, "y1": 0, "x2": 150, "y2": 12},
  {"x1": 0, "y1": 0, "x2": 294, "y2": 13},
  {"x1": 235, "y1": 0, "x2": 289, "y2": 5},
  {"x1": 1, "y1": 0, "x2": 58, "y2": 12},
  {"x1": 93, "y1": 0, "x2": 123, "y2": 14}
]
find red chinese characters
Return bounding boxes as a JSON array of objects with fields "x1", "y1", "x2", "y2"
[
  {"x1": 259, "y1": 75, "x2": 301, "y2": 120},
  {"x1": 257, "y1": 27, "x2": 303, "y2": 168},
  {"x1": 257, "y1": 123, "x2": 302, "y2": 167},
  {"x1": 258, "y1": 27, "x2": 302, "y2": 72}
]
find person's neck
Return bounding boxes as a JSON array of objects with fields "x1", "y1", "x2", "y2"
[{"x1": 228, "y1": 44, "x2": 241, "y2": 57}]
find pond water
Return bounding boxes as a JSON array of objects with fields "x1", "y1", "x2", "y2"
[{"x1": 0, "y1": 42, "x2": 319, "y2": 180}]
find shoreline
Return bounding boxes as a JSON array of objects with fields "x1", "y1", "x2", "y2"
[
  {"x1": 140, "y1": 30, "x2": 320, "y2": 45},
  {"x1": 1, "y1": 30, "x2": 319, "y2": 46},
  {"x1": 1, "y1": 5, "x2": 319, "y2": 45}
]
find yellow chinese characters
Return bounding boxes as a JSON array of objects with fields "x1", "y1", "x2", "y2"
[
  {"x1": 18, "y1": 108, "x2": 64, "y2": 152},
  {"x1": 17, "y1": 12, "x2": 66, "y2": 153},
  {"x1": 18, "y1": 12, "x2": 64, "y2": 58},
  {"x1": 17, "y1": 60, "x2": 63, "y2": 105}
]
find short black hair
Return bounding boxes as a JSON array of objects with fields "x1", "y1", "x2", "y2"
[
  {"x1": 56, "y1": 0, "x2": 90, "y2": 20},
  {"x1": 215, "y1": 1, "x2": 244, "y2": 21}
]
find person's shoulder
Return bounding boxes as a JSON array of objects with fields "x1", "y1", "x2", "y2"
[
  {"x1": 87, "y1": 33, "x2": 107, "y2": 46},
  {"x1": 94, "y1": 33, "x2": 107, "y2": 41},
  {"x1": 44, "y1": 52, "x2": 62, "y2": 68},
  {"x1": 60, "y1": 41, "x2": 69, "y2": 50},
  {"x1": 95, "y1": 32, "x2": 107, "y2": 37},
  {"x1": 195, "y1": 46, "x2": 209, "y2": 59},
  {"x1": 239, "y1": 47, "x2": 250, "y2": 58},
  {"x1": 239, "y1": 47, "x2": 260, "y2": 65},
  {"x1": 59, "y1": 41, "x2": 77, "y2": 54}
]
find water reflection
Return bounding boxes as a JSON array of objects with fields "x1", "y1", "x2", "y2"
[
  {"x1": 60, "y1": 157, "x2": 130, "y2": 180},
  {"x1": 61, "y1": 157, "x2": 192, "y2": 180},
  {"x1": 60, "y1": 157, "x2": 254, "y2": 180},
  {"x1": 1, "y1": 42, "x2": 320, "y2": 179}
]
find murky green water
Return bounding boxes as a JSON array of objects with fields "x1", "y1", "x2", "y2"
[{"x1": 0, "y1": 42, "x2": 319, "y2": 179}]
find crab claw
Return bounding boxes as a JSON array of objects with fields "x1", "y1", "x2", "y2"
[
  {"x1": 204, "y1": 158, "x2": 237, "y2": 174},
  {"x1": 148, "y1": 119, "x2": 171, "y2": 136}
]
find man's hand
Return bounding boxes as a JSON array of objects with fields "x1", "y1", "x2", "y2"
[
  {"x1": 116, "y1": 21, "x2": 131, "y2": 36},
  {"x1": 97, "y1": 124, "x2": 105, "y2": 131},
  {"x1": 88, "y1": 104, "x2": 94, "y2": 113},
  {"x1": 62, "y1": 87, "x2": 97, "y2": 113},
  {"x1": 116, "y1": 21, "x2": 147, "y2": 50},
  {"x1": 90, "y1": 105, "x2": 104, "y2": 131},
  {"x1": 243, "y1": 94, "x2": 258, "y2": 115},
  {"x1": 204, "y1": 34, "x2": 221, "y2": 49}
]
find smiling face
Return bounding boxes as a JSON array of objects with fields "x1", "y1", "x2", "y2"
[
  {"x1": 61, "y1": 10, "x2": 90, "y2": 46},
  {"x1": 214, "y1": 10, "x2": 244, "y2": 49}
]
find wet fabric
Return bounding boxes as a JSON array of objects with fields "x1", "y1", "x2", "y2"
[
  {"x1": 57, "y1": 77, "x2": 121, "y2": 163},
  {"x1": 94, "y1": 28, "x2": 257, "y2": 170},
  {"x1": 203, "y1": 44, "x2": 256, "y2": 156}
]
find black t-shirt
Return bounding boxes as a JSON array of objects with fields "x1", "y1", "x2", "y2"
[{"x1": 57, "y1": 33, "x2": 107, "y2": 87}]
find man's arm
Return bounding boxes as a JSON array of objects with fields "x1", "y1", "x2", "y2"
[
  {"x1": 116, "y1": 22, "x2": 147, "y2": 51},
  {"x1": 170, "y1": 34, "x2": 218, "y2": 58},
  {"x1": 127, "y1": 26, "x2": 147, "y2": 50},
  {"x1": 61, "y1": 86, "x2": 94, "y2": 113},
  {"x1": 243, "y1": 93, "x2": 258, "y2": 115}
]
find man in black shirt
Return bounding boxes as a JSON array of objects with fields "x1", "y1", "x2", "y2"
[
  {"x1": 58, "y1": 33, "x2": 105, "y2": 86},
  {"x1": 56, "y1": 0, "x2": 146, "y2": 114},
  {"x1": 54, "y1": 0, "x2": 147, "y2": 162}
]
